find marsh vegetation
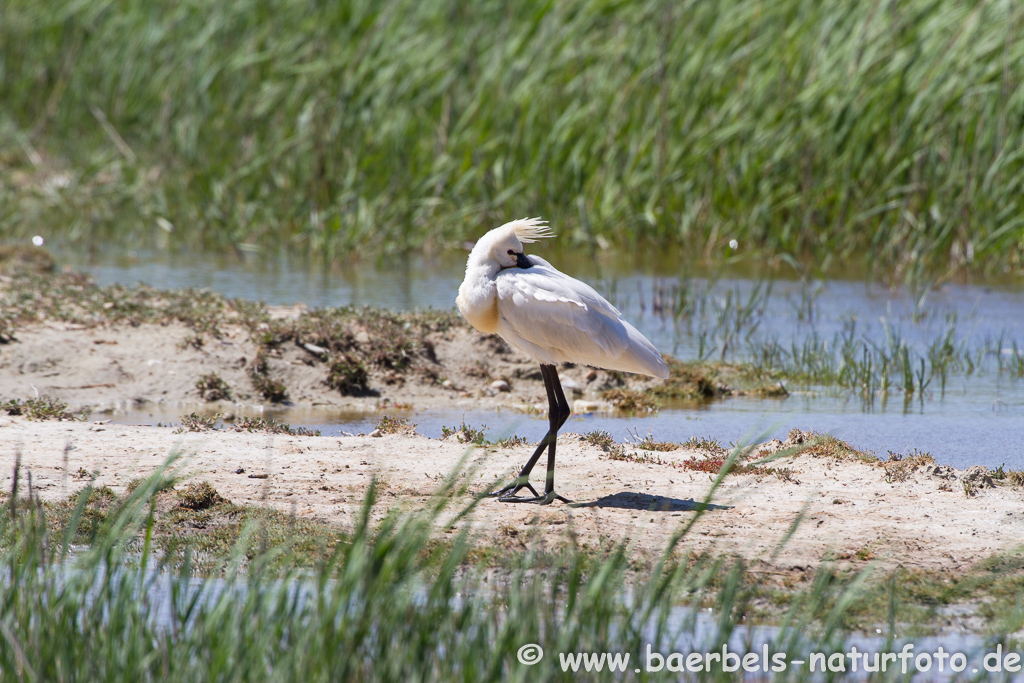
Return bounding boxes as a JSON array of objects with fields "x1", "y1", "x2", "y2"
[
  {"x1": 2, "y1": 0, "x2": 1024, "y2": 282},
  {"x1": 2, "y1": 2, "x2": 1023, "y2": 673},
  {"x1": 1, "y1": 450, "x2": 1022, "y2": 681}
]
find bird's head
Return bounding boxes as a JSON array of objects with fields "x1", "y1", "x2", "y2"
[{"x1": 470, "y1": 217, "x2": 555, "y2": 269}]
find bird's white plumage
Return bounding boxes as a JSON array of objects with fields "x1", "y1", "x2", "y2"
[
  {"x1": 456, "y1": 220, "x2": 669, "y2": 379},
  {"x1": 510, "y1": 217, "x2": 555, "y2": 243}
]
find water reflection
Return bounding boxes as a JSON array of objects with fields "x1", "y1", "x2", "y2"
[{"x1": 58, "y1": 247, "x2": 1024, "y2": 469}]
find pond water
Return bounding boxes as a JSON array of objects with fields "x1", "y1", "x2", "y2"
[
  {"x1": 50, "y1": 564, "x2": 1000, "y2": 677},
  {"x1": 58, "y1": 247, "x2": 1024, "y2": 470}
]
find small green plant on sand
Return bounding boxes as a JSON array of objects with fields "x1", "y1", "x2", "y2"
[
  {"x1": 680, "y1": 436, "x2": 725, "y2": 454},
  {"x1": 440, "y1": 422, "x2": 486, "y2": 444},
  {"x1": 883, "y1": 449, "x2": 935, "y2": 483},
  {"x1": 326, "y1": 354, "x2": 370, "y2": 395},
  {"x1": 608, "y1": 448, "x2": 666, "y2": 465},
  {"x1": 375, "y1": 415, "x2": 415, "y2": 435},
  {"x1": 232, "y1": 416, "x2": 320, "y2": 436},
  {"x1": 583, "y1": 430, "x2": 616, "y2": 450},
  {"x1": 175, "y1": 481, "x2": 226, "y2": 511},
  {"x1": 248, "y1": 350, "x2": 288, "y2": 402},
  {"x1": 494, "y1": 435, "x2": 529, "y2": 448},
  {"x1": 1, "y1": 396, "x2": 88, "y2": 421},
  {"x1": 791, "y1": 430, "x2": 875, "y2": 463},
  {"x1": 174, "y1": 412, "x2": 219, "y2": 433},
  {"x1": 196, "y1": 372, "x2": 232, "y2": 401},
  {"x1": 601, "y1": 389, "x2": 659, "y2": 413},
  {"x1": 676, "y1": 454, "x2": 788, "y2": 477},
  {"x1": 125, "y1": 476, "x2": 176, "y2": 496},
  {"x1": 630, "y1": 429, "x2": 680, "y2": 452},
  {"x1": 990, "y1": 464, "x2": 1024, "y2": 487}
]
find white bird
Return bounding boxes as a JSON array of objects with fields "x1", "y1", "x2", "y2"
[{"x1": 456, "y1": 217, "x2": 670, "y2": 504}]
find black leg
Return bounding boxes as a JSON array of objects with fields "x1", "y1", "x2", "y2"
[
  {"x1": 489, "y1": 365, "x2": 555, "y2": 499},
  {"x1": 493, "y1": 364, "x2": 572, "y2": 504},
  {"x1": 543, "y1": 366, "x2": 572, "y2": 498}
]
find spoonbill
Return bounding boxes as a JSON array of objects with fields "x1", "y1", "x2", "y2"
[{"x1": 456, "y1": 218, "x2": 669, "y2": 504}]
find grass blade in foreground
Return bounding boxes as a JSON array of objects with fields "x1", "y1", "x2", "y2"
[{"x1": 0, "y1": 452, "x2": 1020, "y2": 680}]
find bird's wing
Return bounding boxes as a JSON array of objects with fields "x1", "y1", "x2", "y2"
[
  {"x1": 494, "y1": 260, "x2": 667, "y2": 377},
  {"x1": 516, "y1": 256, "x2": 625, "y2": 316}
]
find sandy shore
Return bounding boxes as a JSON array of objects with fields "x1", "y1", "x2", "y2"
[
  {"x1": 1, "y1": 303, "x2": 1022, "y2": 579},
  {"x1": 3, "y1": 414, "x2": 1021, "y2": 576}
]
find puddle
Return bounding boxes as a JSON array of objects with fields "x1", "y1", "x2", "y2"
[{"x1": 109, "y1": 396, "x2": 1022, "y2": 471}]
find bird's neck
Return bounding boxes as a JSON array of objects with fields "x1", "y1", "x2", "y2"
[
  {"x1": 464, "y1": 238, "x2": 499, "y2": 270},
  {"x1": 456, "y1": 264, "x2": 500, "y2": 334},
  {"x1": 464, "y1": 261, "x2": 498, "y2": 280}
]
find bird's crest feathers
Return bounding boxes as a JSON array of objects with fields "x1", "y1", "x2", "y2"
[{"x1": 509, "y1": 217, "x2": 555, "y2": 243}]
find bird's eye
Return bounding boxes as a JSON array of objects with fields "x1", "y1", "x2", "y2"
[{"x1": 507, "y1": 249, "x2": 515, "y2": 255}]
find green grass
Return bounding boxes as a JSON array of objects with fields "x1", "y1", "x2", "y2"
[
  {"x1": 2, "y1": 0, "x2": 1024, "y2": 280},
  {"x1": 743, "y1": 323, "x2": 981, "y2": 403},
  {"x1": 646, "y1": 278, "x2": 1024, "y2": 398},
  {"x1": 0, "y1": 451, "x2": 1022, "y2": 680}
]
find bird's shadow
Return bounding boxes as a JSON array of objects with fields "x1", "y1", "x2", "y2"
[{"x1": 573, "y1": 492, "x2": 731, "y2": 512}]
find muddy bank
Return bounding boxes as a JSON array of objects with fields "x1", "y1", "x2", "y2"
[
  {"x1": 3, "y1": 416, "x2": 1022, "y2": 576},
  {"x1": 0, "y1": 271, "x2": 792, "y2": 419},
  {"x1": 0, "y1": 313, "x2": 659, "y2": 414},
  {"x1": 0, "y1": 291, "x2": 773, "y2": 419}
]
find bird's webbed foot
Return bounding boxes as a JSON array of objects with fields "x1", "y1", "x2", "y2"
[
  {"x1": 498, "y1": 490, "x2": 572, "y2": 505},
  {"x1": 489, "y1": 480, "x2": 540, "y2": 500}
]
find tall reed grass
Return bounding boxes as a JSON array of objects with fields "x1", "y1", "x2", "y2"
[
  {"x1": 7, "y1": 447, "x2": 1012, "y2": 681},
  {"x1": 2, "y1": 0, "x2": 1023, "y2": 278}
]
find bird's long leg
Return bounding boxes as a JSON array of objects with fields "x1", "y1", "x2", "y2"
[
  {"x1": 489, "y1": 364, "x2": 557, "y2": 499},
  {"x1": 496, "y1": 364, "x2": 572, "y2": 504},
  {"x1": 540, "y1": 367, "x2": 572, "y2": 502}
]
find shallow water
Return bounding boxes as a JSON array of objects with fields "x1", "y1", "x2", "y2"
[
  {"x1": 59, "y1": 247, "x2": 1024, "y2": 470},
  {"x1": 50, "y1": 564, "x2": 1003, "y2": 680},
  {"x1": 113, "y1": 396, "x2": 1021, "y2": 471}
]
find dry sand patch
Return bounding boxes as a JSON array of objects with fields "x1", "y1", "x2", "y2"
[{"x1": 3, "y1": 417, "x2": 1021, "y2": 575}]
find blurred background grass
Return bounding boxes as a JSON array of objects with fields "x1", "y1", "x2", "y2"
[{"x1": 1, "y1": 0, "x2": 1022, "y2": 280}]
